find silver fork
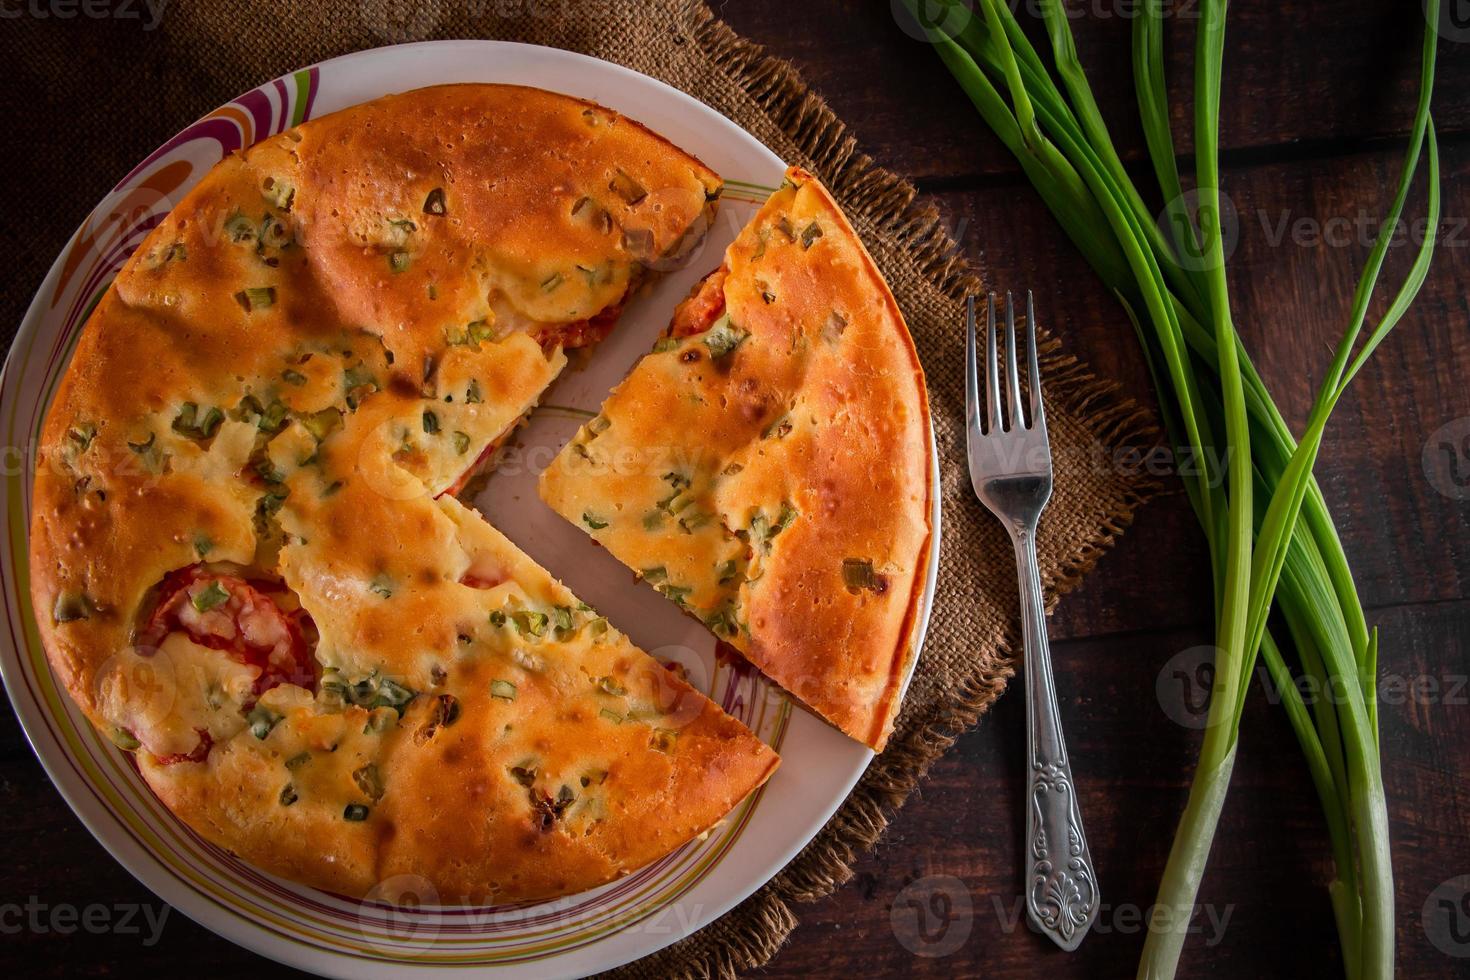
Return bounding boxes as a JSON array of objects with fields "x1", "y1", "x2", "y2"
[{"x1": 965, "y1": 292, "x2": 1098, "y2": 951}]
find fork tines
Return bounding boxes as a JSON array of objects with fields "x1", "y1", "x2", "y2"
[{"x1": 965, "y1": 291, "x2": 1043, "y2": 434}]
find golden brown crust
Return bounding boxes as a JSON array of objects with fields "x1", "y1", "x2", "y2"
[
  {"x1": 540, "y1": 168, "x2": 932, "y2": 750},
  {"x1": 29, "y1": 84, "x2": 777, "y2": 903}
]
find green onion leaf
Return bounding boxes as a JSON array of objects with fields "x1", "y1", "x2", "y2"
[
  {"x1": 225, "y1": 213, "x2": 256, "y2": 243},
  {"x1": 191, "y1": 581, "x2": 230, "y2": 612},
  {"x1": 702, "y1": 313, "x2": 749, "y2": 360},
  {"x1": 511, "y1": 610, "x2": 547, "y2": 637},
  {"x1": 110, "y1": 728, "x2": 141, "y2": 751},
  {"x1": 841, "y1": 558, "x2": 875, "y2": 591},
  {"x1": 302, "y1": 408, "x2": 342, "y2": 442},
  {"x1": 373, "y1": 678, "x2": 415, "y2": 713},
  {"x1": 247, "y1": 705, "x2": 280, "y2": 740},
  {"x1": 234, "y1": 286, "x2": 276, "y2": 312},
  {"x1": 609, "y1": 169, "x2": 648, "y2": 205},
  {"x1": 352, "y1": 763, "x2": 385, "y2": 801}
]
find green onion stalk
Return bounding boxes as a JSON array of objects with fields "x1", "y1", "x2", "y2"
[{"x1": 897, "y1": 1, "x2": 1441, "y2": 976}]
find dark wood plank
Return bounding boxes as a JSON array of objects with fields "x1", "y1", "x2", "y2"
[
  {"x1": 757, "y1": 599, "x2": 1470, "y2": 979},
  {"x1": 718, "y1": 0, "x2": 1470, "y2": 182}
]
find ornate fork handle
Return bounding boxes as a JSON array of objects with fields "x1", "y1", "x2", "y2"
[{"x1": 1012, "y1": 523, "x2": 1098, "y2": 951}]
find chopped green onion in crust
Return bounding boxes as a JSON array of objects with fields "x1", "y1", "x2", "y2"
[
  {"x1": 352, "y1": 763, "x2": 385, "y2": 801},
  {"x1": 52, "y1": 592, "x2": 92, "y2": 623},
  {"x1": 256, "y1": 400, "x2": 288, "y2": 433},
  {"x1": 373, "y1": 678, "x2": 415, "y2": 713},
  {"x1": 301, "y1": 408, "x2": 342, "y2": 441},
  {"x1": 490, "y1": 679, "x2": 517, "y2": 701},
  {"x1": 234, "y1": 286, "x2": 276, "y2": 312},
  {"x1": 247, "y1": 705, "x2": 280, "y2": 740},
  {"x1": 191, "y1": 580, "x2": 230, "y2": 612},
  {"x1": 110, "y1": 728, "x2": 141, "y2": 751},
  {"x1": 842, "y1": 558, "x2": 875, "y2": 591},
  {"x1": 512, "y1": 610, "x2": 548, "y2": 637},
  {"x1": 702, "y1": 313, "x2": 750, "y2": 359}
]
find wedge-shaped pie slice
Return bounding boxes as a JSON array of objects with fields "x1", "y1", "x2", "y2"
[
  {"x1": 30, "y1": 84, "x2": 777, "y2": 902},
  {"x1": 540, "y1": 168, "x2": 932, "y2": 751}
]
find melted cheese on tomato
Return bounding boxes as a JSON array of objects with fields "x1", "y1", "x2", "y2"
[{"x1": 98, "y1": 634, "x2": 262, "y2": 757}]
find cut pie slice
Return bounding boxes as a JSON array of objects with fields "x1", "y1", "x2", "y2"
[
  {"x1": 539, "y1": 168, "x2": 933, "y2": 751},
  {"x1": 140, "y1": 422, "x2": 779, "y2": 899},
  {"x1": 30, "y1": 84, "x2": 778, "y2": 903}
]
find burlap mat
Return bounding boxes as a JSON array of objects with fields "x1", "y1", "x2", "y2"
[{"x1": 5, "y1": 1, "x2": 1160, "y2": 975}]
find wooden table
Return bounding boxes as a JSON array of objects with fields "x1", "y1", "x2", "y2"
[{"x1": 3, "y1": 2, "x2": 1467, "y2": 977}]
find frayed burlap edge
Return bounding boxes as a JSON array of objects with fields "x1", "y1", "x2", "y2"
[{"x1": 610, "y1": 4, "x2": 1162, "y2": 978}]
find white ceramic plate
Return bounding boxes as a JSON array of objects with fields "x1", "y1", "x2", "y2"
[{"x1": 0, "y1": 40, "x2": 939, "y2": 978}]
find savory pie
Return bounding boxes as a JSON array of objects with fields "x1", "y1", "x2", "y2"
[
  {"x1": 539, "y1": 168, "x2": 932, "y2": 751},
  {"x1": 29, "y1": 84, "x2": 779, "y2": 903}
]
